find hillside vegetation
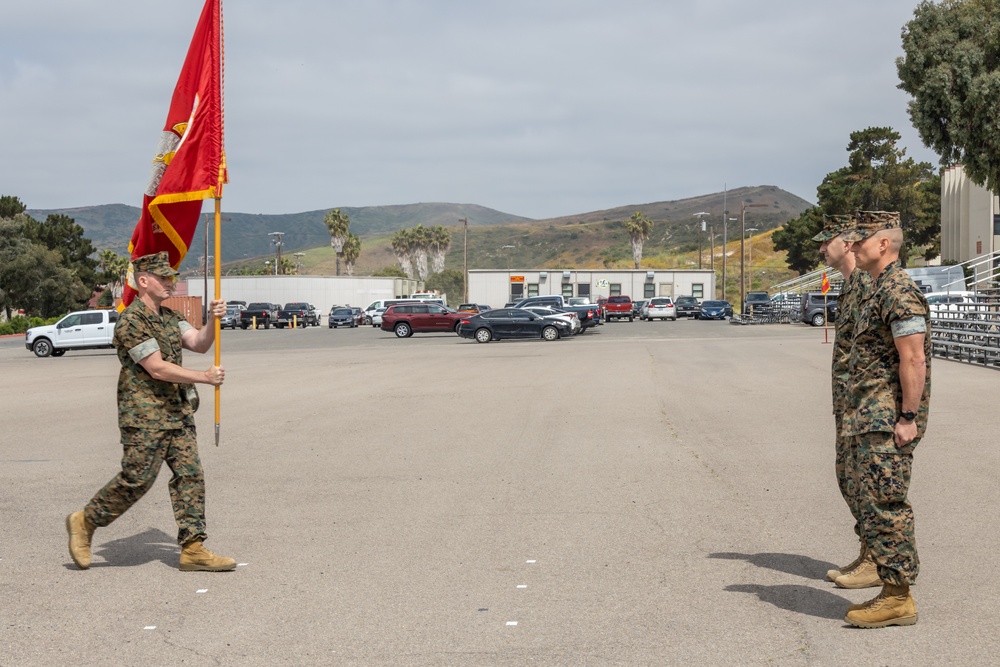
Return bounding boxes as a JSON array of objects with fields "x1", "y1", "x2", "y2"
[{"x1": 28, "y1": 185, "x2": 811, "y2": 295}]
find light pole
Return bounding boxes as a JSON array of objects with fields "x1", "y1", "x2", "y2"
[
  {"x1": 268, "y1": 231, "x2": 284, "y2": 275},
  {"x1": 293, "y1": 252, "x2": 305, "y2": 275},
  {"x1": 693, "y1": 212, "x2": 709, "y2": 269},
  {"x1": 264, "y1": 260, "x2": 271, "y2": 276},
  {"x1": 745, "y1": 228, "x2": 758, "y2": 290},
  {"x1": 740, "y1": 203, "x2": 767, "y2": 310},
  {"x1": 723, "y1": 217, "x2": 737, "y2": 301},
  {"x1": 460, "y1": 217, "x2": 469, "y2": 302}
]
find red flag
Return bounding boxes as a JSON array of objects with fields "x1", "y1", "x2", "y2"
[
  {"x1": 122, "y1": 0, "x2": 226, "y2": 307},
  {"x1": 821, "y1": 271, "x2": 830, "y2": 295}
]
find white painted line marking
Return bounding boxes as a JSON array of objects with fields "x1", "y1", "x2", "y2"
[
  {"x1": 196, "y1": 589, "x2": 208, "y2": 594},
  {"x1": 506, "y1": 621, "x2": 518, "y2": 626},
  {"x1": 143, "y1": 626, "x2": 156, "y2": 630},
  {"x1": 237, "y1": 563, "x2": 249, "y2": 567},
  {"x1": 526, "y1": 560, "x2": 536, "y2": 564},
  {"x1": 517, "y1": 585, "x2": 527, "y2": 589}
]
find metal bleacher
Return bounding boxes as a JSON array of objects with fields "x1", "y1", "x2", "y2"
[{"x1": 929, "y1": 252, "x2": 1000, "y2": 369}]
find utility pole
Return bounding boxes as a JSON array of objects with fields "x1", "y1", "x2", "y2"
[
  {"x1": 460, "y1": 217, "x2": 469, "y2": 302},
  {"x1": 268, "y1": 232, "x2": 284, "y2": 275}
]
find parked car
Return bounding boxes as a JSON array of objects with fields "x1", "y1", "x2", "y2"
[
  {"x1": 457, "y1": 308, "x2": 573, "y2": 343},
  {"x1": 276, "y1": 302, "x2": 313, "y2": 328},
  {"x1": 24, "y1": 309, "x2": 118, "y2": 357},
  {"x1": 567, "y1": 297, "x2": 594, "y2": 306},
  {"x1": 801, "y1": 291, "x2": 840, "y2": 326},
  {"x1": 520, "y1": 305, "x2": 581, "y2": 334},
  {"x1": 240, "y1": 302, "x2": 279, "y2": 329},
  {"x1": 457, "y1": 303, "x2": 491, "y2": 313},
  {"x1": 603, "y1": 295, "x2": 634, "y2": 322},
  {"x1": 369, "y1": 307, "x2": 387, "y2": 327},
  {"x1": 513, "y1": 295, "x2": 600, "y2": 330},
  {"x1": 350, "y1": 307, "x2": 364, "y2": 326},
  {"x1": 641, "y1": 297, "x2": 677, "y2": 321},
  {"x1": 742, "y1": 291, "x2": 771, "y2": 315},
  {"x1": 925, "y1": 291, "x2": 978, "y2": 315},
  {"x1": 674, "y1": 296, "x2": 701, "y2": 318},
  {"x1": 697, "y1": 300, "x2": 733, "y2": 320},
  {"x1": 328, "y1": 307, "x2": 357, "y2": 328},
  {"x1": 380, "y1": 303, "x2": 468, "y2": 338},
  {"x1": 220, "y1": 306, "x2": 241, "y2": 329},
  {"x1": 632, "y1": 300, "x2": 647, "y2": 317}
]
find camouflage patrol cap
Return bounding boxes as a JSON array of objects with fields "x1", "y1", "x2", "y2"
[
  {"x1": 812, "y1": 214, "x2": 856, "y2": 242},
  {"x1": 841, "y1": 211, "x2": 901, "y2": 242},
  {"x1": 132, "y1": 251, "x2": 178, "y2": 277}
]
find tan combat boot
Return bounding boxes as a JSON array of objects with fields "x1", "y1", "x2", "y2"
[
  {"x1": 66, "y1": 511, "x2": 95, "y2": 569},
  {"x1": 826, "y1": 541, "x2": 867, "y2": 582},
  {"x1": 845, "y1": 584, "x2": 917, "y2": 628},
  {"x1": 833, "y1": 554, "x2": 882, "y2": 589},
  {"x1": 179, "y1": 541, "x2": 237, "y2": 572}
]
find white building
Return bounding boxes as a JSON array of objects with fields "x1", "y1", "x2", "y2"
[
  {"x1": 183, "y1": 275, "x2": 423, "y2": 314},
  {"x1": 941, "y1": 165, "x2": 1000, "y2": 286},
  {"x1": 468, "y1": 268, "x2": 717, "y2": 308}
]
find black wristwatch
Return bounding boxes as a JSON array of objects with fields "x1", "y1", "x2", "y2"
[{"x1": 898, "y1": 410, "x2": 916, "y2": 423}]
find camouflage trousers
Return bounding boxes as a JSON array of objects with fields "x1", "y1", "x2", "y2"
[
  {"x1": 834, "y1": 415, "x2": 862, "y2": 537},
  {"x1": 846, "y1": 431, "x2": 919, "y2": 586},
  {"x1": 84, "y1": 426, "x2": 207, "y2": 546}
]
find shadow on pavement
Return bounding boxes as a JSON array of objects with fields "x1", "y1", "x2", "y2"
[
  {"x1": 708, "y1": 551, "x2": 837, "y2": 580},
  {"x1": 84, "y1": 527, "x2": 179, "y2": 569},
  {"x1": 724, "y1": 583, "x2": 851, "y2": 620}
]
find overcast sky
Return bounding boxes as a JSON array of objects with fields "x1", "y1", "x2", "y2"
[{"x1": 2, "y1": 0, "x2": 938, "y2": 220}]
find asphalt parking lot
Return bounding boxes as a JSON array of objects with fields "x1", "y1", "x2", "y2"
[{"x1": 2, "y1": 319, "x2": 997, "y2": 666}]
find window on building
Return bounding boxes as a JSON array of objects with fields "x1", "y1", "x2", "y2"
[
  {"x1": 527, "y1": 283, "x2": 539, "y2": 297},
  {"x1": 644, "y1": 283, "x2": 655, "y2": 298},
  {"x1": 577, "y1": 283, "x2": 590, "y2": 297},
  {"x1": 562, "y1": 282, "x2": 574, "y2": 298},
  {"x1": 610, "y1": 283, "x2": 622, "y2": 296},
  {"x1": 659, "y1": 283, "x2": 673, "y2": 297},
  {"x1": 692, "y1": 283, "x2": 704, "y2": 298},
  {"x1": 994, "y1": 214, "x2": 1000, "y2": 236}
]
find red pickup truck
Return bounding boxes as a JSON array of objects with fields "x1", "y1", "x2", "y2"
[{"x1": 603, "y1": 295, "x2": 634, "y2": 322}]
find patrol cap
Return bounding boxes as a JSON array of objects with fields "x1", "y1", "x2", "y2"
[
  {"x1": 841, "y1": 211, "x2": 901, "y2": 242},
  {"x1": 132, "y1": 251, "x2": 178, "y2": 277},
  {"x1": 812, "y1": 214, "x2": 856, "y2": 242}
]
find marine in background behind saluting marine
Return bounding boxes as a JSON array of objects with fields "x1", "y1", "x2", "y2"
[
  {"x1": 812, "y1": 213, "x2": 876, "y2": 587},
  {"x1": 65, "y1": 251, "x2": 237, "y2": 572},
  {"x1": 839, "y1": 211, "x2": 931, "y2": 628}
]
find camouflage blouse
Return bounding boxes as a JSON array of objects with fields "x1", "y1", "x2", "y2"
[
  {"x1": 842, "y1": 260, "x2": 931, "y2": 438},
  {"x1": 832, "y1": 268, "x2": 871, "y2": 417},
  {"x1": 113, "y1": 300, "x2": 198, "y2": 429}
]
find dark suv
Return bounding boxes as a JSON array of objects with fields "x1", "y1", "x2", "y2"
[
  {"x1": 381, "y1": 303, "x2": 467, "y2": 338},
  {"x1": 801, "y1": 291, "x2": 839, "y2": 326},
  {"x1": 742, "y1": 291, "x2": 771, "y2": 315},
  {"x1": 675, "y1": 296, "x2": 701, "y2": 318}
]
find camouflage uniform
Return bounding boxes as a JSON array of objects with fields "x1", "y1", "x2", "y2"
[
  {"x1": 842, "y1": 256, "x2": 931, "y2": 587},
  {"x1": 813, "y1": 214, "x2": 871, "y2": 536},
  {"x1": 832, "y1": 267, "x2": 871, "y2": 535},
  {"x1": 83, "y1": 297, "x2": 208, "y2": 546}
]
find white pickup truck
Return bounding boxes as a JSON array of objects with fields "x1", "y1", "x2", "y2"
[{"x1": 25, "y1": 309, "x2": 118, "y2": 357}]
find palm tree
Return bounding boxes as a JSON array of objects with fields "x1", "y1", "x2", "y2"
[
  {"x1": 624, "y1": 212, "x2": 654, "y2": 269},
  {"x1": 428, "y1": 225, "x2": 451, "y2": 275},
  {"x1": 411, "y1": 225, "x2": 432, "y2": 281},
  {"x1": 341, "y1": 232, "x2": 361, "y2": 276},
  {"x1": 391, "y1": 228, "x2": 415, "y2": 279},
  {"x1": 98, "y1": 249, "x2": 128, "y2": 299},
  {"x1": 324, "y1": 208, "x2": 351, "y2": 275}
]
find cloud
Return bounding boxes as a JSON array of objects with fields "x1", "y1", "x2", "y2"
[{"x1": 1, "y1": 0, "x2": 939, "y2": 219}]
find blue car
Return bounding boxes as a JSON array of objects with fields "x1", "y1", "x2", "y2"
[{"x1": 697, "y1": 300, "x2": 733, "y2": 320}]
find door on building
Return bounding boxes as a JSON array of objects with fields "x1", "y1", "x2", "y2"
[{"x1": 510, "y1": 282, "x2": 524, "y2": 304}]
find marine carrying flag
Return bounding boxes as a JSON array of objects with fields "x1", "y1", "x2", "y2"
[
  {"x1": 821, "y1": 271, "x2": 831, "y2": 294},
  {"x1": 121, "y1": 0, "x2": 226, "y2": 308}
]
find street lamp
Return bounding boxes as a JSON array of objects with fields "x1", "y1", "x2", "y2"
[
  {"x1": 268, "y1": 231, "x2": 284, "y2": 275},
  {"x1": 745, "y1": 228, "x2": 758, "y2": 290},
  {"x1": 460, "y1": 217, "x2": 469, "y2": 302},
  {"x1": 693, "y1": 212, "x2": 709, "y2": 269},
  {"x1": 740, "y1": 203, "x2": 767, "y2": 310},
  {"x1": 293, "y1": 252, "x2": 305, "y2": 275}
]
